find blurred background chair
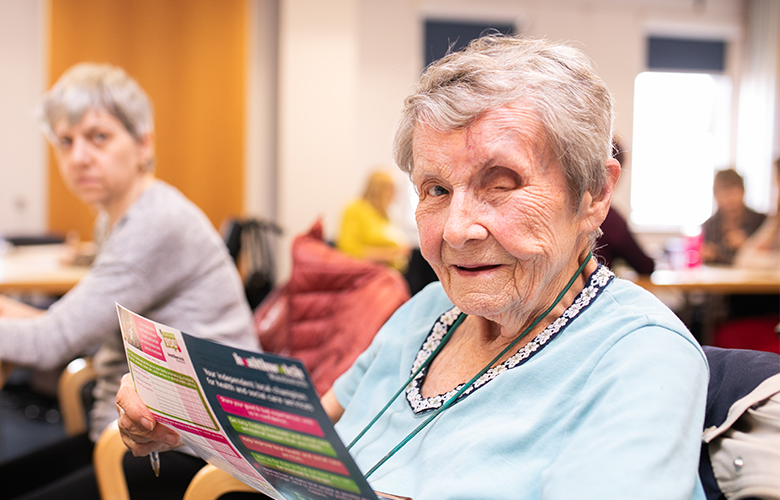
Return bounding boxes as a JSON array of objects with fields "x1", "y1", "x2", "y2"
[
  {"x1": 222, "y1": 218, "x2": 282, "y2": 311},
  {"x1": 254, "y1": 219, "x2": 410, "y2": 395},
  {"x1": 57, "y1": 357, "x2": 96, "y2": 436},
  {"x1": 0, "y1": 361, "x2": 14, "y2": 389},
  {"x1": 93, "y1": 422, "x2": 130, "y2": 500},
  {"x1": 183, "y1": 465, "x2": 254, "y2": 500}
]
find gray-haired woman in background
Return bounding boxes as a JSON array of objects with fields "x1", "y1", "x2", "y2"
[{"x1": 0, "y1": 63, "x2": 257, "y2": 499}]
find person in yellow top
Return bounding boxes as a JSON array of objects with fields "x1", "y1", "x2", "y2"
[{"x1": 337, "y1": 170, "x2": 410, "y2": 271}]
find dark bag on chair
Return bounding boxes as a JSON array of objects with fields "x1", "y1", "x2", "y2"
[{"x1": 224, "y1": 218, "x2": 281, "y2": 310}]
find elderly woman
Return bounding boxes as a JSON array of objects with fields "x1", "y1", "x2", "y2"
[
  {"x1": 118, "y1": 37, "x2": 708, "y2": 499},
  {"x1": 0, "y1": 63, "x2": 257, "y2": 500}
]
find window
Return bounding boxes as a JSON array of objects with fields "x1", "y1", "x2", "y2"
[
  {"x1": 630, "y1": 72, "x2": 732, "y2": 227},
  {"x1": 630, "y1": 35, "x2": 732, "y2": 229}
]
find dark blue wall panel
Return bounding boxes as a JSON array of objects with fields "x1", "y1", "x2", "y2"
[
  {"x1": 424, "y1": 20, "x2": 515, "y2": 67},
  {"x1": 647, "y1": 37, "x2": 726, "y2": 72}
]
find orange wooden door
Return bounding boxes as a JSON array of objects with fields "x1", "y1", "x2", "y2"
[{"x1": 48, "y1": 0, "x2": 246, "y2": 239}]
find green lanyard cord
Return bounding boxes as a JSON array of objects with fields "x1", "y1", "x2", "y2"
[
  {"x1": 356, "y1": 251, "x2": 593, "y2": 479},
  {"x1": 346, "y1": 313, "x2": 468, "y2": 451}
]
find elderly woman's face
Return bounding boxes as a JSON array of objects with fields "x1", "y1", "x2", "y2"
[
  {"x1": 52, "y1": 107, "x2": 152, "y2": 212},
  {"x1": 412, "y1": 104, "x2": 594, "y2": 323}
]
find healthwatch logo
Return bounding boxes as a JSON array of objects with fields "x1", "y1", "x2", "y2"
[
  {"x1": 232, "y1": 352, "x2": 305, "y2": 381},
  {"x1": 160, "y1": 331, "x2": 181, "y2": 352}
]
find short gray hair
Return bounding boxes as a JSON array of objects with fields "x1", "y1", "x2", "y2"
[
  {"x1": 393, "y1": 36, "x2": 615, "y2": 209},
  {"x1": 38, "y1": 63, "x2": 155, "y2": 168}
]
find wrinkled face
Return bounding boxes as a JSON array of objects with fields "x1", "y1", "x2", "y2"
[
  {"x1": 52, "y1": 108, "x2": 150, "y2": 210},
  {"x1": 412, "y1": 104, "x2": 596, "y2": 324}
]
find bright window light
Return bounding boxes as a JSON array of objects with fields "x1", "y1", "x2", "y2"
[{"x1": 630, "y1": 72, "x2": 732, "y2": 228}]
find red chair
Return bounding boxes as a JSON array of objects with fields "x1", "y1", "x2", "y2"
[
  {"x1": 712, "y1": 315, "x2": 780, "y2": 354},
  {"x1": 253, "y1": 220, "x2": 411, "y2": 395}
]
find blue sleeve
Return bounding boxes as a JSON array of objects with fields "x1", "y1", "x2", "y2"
[{"x1": 541, "y1": 326, "x2": 708, "y2": 500}]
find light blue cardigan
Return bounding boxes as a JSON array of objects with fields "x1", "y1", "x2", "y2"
[{"x1": 333, "y1": 267, "x2": 708, "y2": 500}]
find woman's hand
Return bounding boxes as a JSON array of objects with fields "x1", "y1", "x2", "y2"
[
  {"x1": 724, "y1": 228, "x2": 748, "y2": 250},
  {"x1": 321, "y1": 388, "x2": 345, "y2": 423},
  {"x1": 115, "y1": 373, "x2": 182, "y2": 456}
]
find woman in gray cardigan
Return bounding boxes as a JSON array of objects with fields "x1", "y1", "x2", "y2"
[{"x1": 0, "y1": 63, "x2": 258, "y2": 500}]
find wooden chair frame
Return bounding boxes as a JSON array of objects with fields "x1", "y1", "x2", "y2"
[
  {"x1": 183, "y1": 464, "x2": 256, "y2": 500},
  {"x1": 93, "y1": 421, "x2": 131, "y2": 500},
  {"x1": 0, "y1": 360, "x2": 14, "y2": 389},
  {"x1": 57, "y1": 357, "x2": 97, "y2": 436}
]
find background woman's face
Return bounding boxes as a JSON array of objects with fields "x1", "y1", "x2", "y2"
[
  {"x1": 412, "y1": 104, "x2": 592, "y2": 325},
  {"x1": 713, "y1": 184, "x2": 745, "y2": 215},
  {"x1": 52, "y1": 107, "x2": 150, "y2": 211}
]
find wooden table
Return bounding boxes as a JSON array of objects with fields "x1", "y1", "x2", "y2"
[
  {"x1": 0, "y1": 244, "x2": 89, "y2": 295},
  {"x1": 634, "y1": 266, "x2": 780, "y2": 295},
  {"x1": 0, "y1": 244, "x2": 89, "y2": 388},
  {"x1": 633, "y1": 265, "x2": 779, "y2": 347}
]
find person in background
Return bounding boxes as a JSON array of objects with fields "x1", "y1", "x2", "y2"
[
  {"x1": 0, "y1": 63, "x2": 257, "y2": 500},
  {"x1": 118, "y1": 36, "x2": 708, "y2": 499},
  {"x1": 596, "y1": 140, "x2": 655, "y2": 275},
  {"x1": 734, "y1": 158, "x2": 780, "y2": 270},
  {"x1": 336, "y1": 170, "x2": 411, "y2": 272},
  {"x1": 719, "y1": 157, "x2": 780, "y2": 337},
  {"x1": 701, "y1": 169, "x2": 765, "y2": 265}
]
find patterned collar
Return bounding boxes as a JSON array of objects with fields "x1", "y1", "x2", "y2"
[{"x1": 406, "y1": 265, "x2": 615, "y2": 414}]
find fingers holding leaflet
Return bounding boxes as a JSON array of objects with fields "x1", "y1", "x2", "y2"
[{"x1": 116, "y1": 373, "x2": 181, "y2": 456}]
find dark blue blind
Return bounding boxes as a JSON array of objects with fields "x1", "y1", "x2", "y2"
[
  {"x1": 424, "y1": 20, "x2": 515, "y2": 67},
  {"x1": 647, "y1": 37, "x2": 726, "y2": 72}
]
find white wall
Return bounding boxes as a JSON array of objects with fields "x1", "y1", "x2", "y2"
[
  {"x1": 0, "y1": 0, "x2": 47, "y2": 236},
  {"x1": 246, "y1": 0, "x2": 279, "y2": 223},
  {"x1": 355, "y1": 0, "x2": 422, "y2": 246},
  {"x1": 735, "y1": 0, "x2": 779, "y2": 214},
  {"x1": 276, "y1": 0, "x2": 360, "y2": 275}
]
